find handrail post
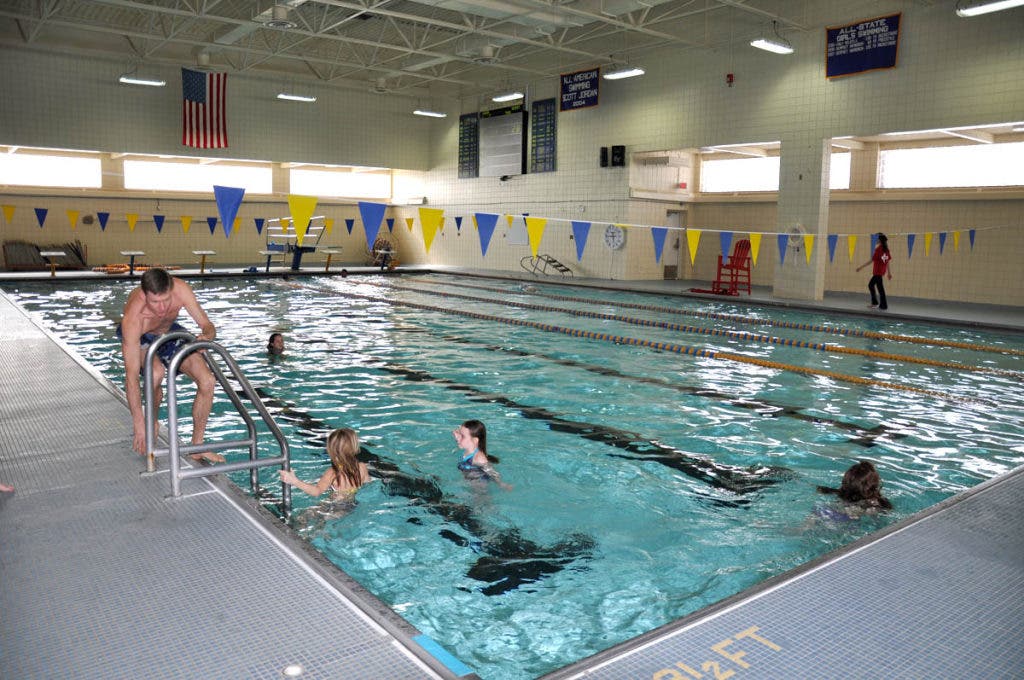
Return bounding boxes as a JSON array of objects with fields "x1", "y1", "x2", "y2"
[{"x1": 143, "y1": 331, "x2": 196, "y2": 474}]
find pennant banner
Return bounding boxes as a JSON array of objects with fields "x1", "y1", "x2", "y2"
[
  {"x1": 287, "y1": 194, "x2": 318, "y2": 246},
  {"x1": 827, "y1": 234, "x2": 838, "y2": 263},
  {"x1": 180, "y1": 216, "x2": 192, "y2": 234},
  {"x1": 719, "y1": 231, "x2": 733, "y2": 261},
  {"x1": 66, "y1": 209, "x2": 80, "y2": 231},
  {"x1": 969, "y1": 229, "x2": 975, "y2": 250},
  {"x1": 847, "y1": 235, "x2": 858, "y2": 263},
  {"x1": 953, "y1": 230, "x2": 960, "y2": 252},
  {"x1": 207, "y1": 217, "x2": 218, "y2": 234},
  {"x1": 345, "y1": 218, "x2": 355, "y2": 234},
  {"x1": 651, "y1": 227, "x2": 668, "y2": 264},
  {"x1": 938, "y1": 232, "x2": 947, "y2": 254},
  {"x1": 419, "y1": 207, "x2": 445, "y2": 253},
  {"x1": 2, "y1": 205, "x2": 14, "y2": 224},
  {"x1": 153, "y1": 215, "x2": 165, "y2": 233},
  {"x1": 455, "y1": 216, "x2": 463, "y2": 232},
  {"x1": 324, "y1": 218, "x2": 334, "y2": 234},
  {"x1": 358, "y1": 201, "x2": 386, "y2": 251},
  {"x1": 686, "y1": 229, "x2": 701, "y2": 266},
  {"x1": 475, "y1": 213, "x2": 500, "y2": 257},
  {"x1": 386, "y1": 217, "x2": 395, "y2": 233},
  {"x1": 924, "y1": 232, "x2": 933, "y2": 256},
  {"x1": 35, "y1": 208, "x2": 47, "y2": 228},
  {"x1": 571, "y1": 221, "x2": 591, "y2": 261},
  {"x1": 98, "y1": 212, "x2": 110, "y2": 231},
  {"x1": 525, "y1": 216, "x2": 547, "y2": 258},
  {"x1": 254, "y1": 217, "x2": 265, "y2": 235},
  {"x1": 405, "y1": 217, "x2": 414, "y2": 232},
  {"x1": 803, "y1": 235, "x2": 814, "y2": 265},
  {"x1": 906, "y1": 234, "x2": 915, "y2": 259},
  {"x1": 127, "y1": 213, "x2": 139, "y2": 232},
  {"x1": 749, "y1": 233, "x2": 761, "y2": 267},
  {"x1": 213, "y1": 185, "x2": 245, "y2": 238},
  {"x1": 777, "y1": 234, "x2": 788, "y2": 265}
]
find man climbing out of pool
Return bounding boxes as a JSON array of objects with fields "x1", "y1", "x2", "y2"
[{"x1": 118, "y1": 268, "x2": 223, "y2": 464}]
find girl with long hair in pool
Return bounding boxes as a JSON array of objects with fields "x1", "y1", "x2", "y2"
[
  {"x1": 279, "y1": 427, "x2": 372, "y2": 499},
  {"x1": 453, "y1": 419, "x2": 512, "y2": 490},
  {"x1": 816, "y1": 460, "x2": 892, "y2": 521}
]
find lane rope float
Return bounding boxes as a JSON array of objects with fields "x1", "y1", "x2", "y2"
[
  {"x1": 291, "y1": 280, "x2": 980, "y2": 405},
  {"x1": 381, "y1": 281, "x2": 1020, "y2": 378},
  {"x1": 406, "y1": 276, "x2": 1024, "y2": 358}
]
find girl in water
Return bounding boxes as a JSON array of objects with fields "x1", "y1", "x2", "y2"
[
  {"x1": 816, "y1": 460, "x2": 892, "y2": 521},
  {"x1": 279, "y1": 427, "x2": 372, "y2": 499},
  {"x1": 453, "y1": 419, "x2": 512, "y2": 490}
]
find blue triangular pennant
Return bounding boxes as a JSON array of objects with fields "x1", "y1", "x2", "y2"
[
  {"x1": 907, "y1": 234, "x2": 916, "y2": 259},
  {"x1": 357, "y1": 201, "x2": 386, "y2": 251},
  {"x1": 571, "y1": 221, "x2": 591, "y2": 261},
  {"x1": 719, "y1": 231, "x2": 733, "y2": 260},
  {"x1": 35, "y1": 208, "x2": 47, "y2": 228},
  {"x1": 827, "y1": 234, "x2": 838, "y2": 263},
  {"x1": 213, "y1": 185, "x2": 245, "y2": 238},
  {"x1": 207, "y1": 217, "x2": 218, "y2": 234},
  {"x1": 455, "y1": 216, "x2": 463, "y2": 232},
  {"x1": 969, "y1": 229, "x2": 975, "y2": 250},
  {"x1": 475, "y1": 213, "x2": 500, "y2": 257},
  {"x1": 777, "y1": 234, "x2": 788, "y2": 265},
  {"x1": 254, "y1": 217, "x2": 265, "y2": 235},
  {"x1": 938, "y1": 232, "x2": 947, "y2": 254},
  {"x1": 651, "y1": 227, "x2": 669, "y2": 264},
  {"x1": 97, "y1": 212, "x2": 110, "y2": 231},
  {"x1": 345, "y1": 218, "x2": 355, "y2": 234},
  {"x1": 386, "y1": 217, "x2": 395, "y2": 233},
  {"x1": 154, "y1": 215, "x2": 165, "y2": 233}
]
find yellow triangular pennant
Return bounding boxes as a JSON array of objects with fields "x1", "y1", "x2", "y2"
[
  {"x1": 953, "y1": 231, "x2": 960, "y2": 252},
  {"x1": 287, "y1": 194, "x2": 318, "y2": 246},
  {"x1": 847, "y1": 235, "x2": 858, "y2": 263},
  {"x1": 686, "y1": 229, "x2": 702, "y2": 266},
  {"x1": 405, "y1": 217, "x2": 414, "y2": 232},
  {"x1": 803, "y1": 234, "x2": 814, "y2": 265},
  {"x1": 525, "y1": 217, "x2": 548, "y2": 258},
  {"x1": 506, "y1": 214, "x2": 514, "y2": 228},
  {"x1": 181, "y1": 216, "x2": 193, "y2": 233},
  {"x1": 282, "y1": 218, "x2": 291, "y2": 231},
  {"x1": 66, "y1": 209, "x2": 80, "y2": 231},
  {"x1": 324, "y1": 218, "x2": 334, "y2": 234},
  {"x1": 749, "y1": 233, "x2": 761, "y2": 267},
  {"x1": 924, "y1": 232, "x2": 933, "y2": 256},
  {"x1": 127, "y1": 213, "x2": 139, "y2": 232},
  {"x1": 419, "y1": 207, "x2": 445, "y2": 253},
  {"x1": 2, "y1": 205, "x2": 14, "y2": 224}
]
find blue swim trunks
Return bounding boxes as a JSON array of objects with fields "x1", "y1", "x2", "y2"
[{"x1": 117, "y1": 321, "x2": 189, "y2": 367}]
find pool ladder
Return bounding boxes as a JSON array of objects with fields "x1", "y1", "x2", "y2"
[{"x1": 143, "y1": 331, "x2": 292, "y2": 516}]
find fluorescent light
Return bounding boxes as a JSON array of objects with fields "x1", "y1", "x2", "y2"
[
  {"x1": 603, "y1": 65, "x2": 645, "y2": 80},
  {"x1": 119, "y1": 75, "x2": 166, "y2": 87},
  {"x1": 492, "y1": 92, "x2": 524, "y2": 103},
  {"x1": 956, "y1": 0, "x2": 1024, "y2": 17},
  {"x1": 750, "y1": 37, "x2": 793, "y2": 54},
  {"x1": 277, "y1": 93, "x2": 317, "y2": 103},
  {"x1": 413, "y1": 109, "x2": 447, "y2": 118}
]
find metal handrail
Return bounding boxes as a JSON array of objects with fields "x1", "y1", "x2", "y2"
[
  {"x1": 519, "y1": 254, "x2": 573, "y2": 278},
  {"x1": 142, "y1": 332, "x2": 291, "y2": 515}
]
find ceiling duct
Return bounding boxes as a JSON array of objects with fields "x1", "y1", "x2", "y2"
[
  {"x1": 263, "y1": 5, "x2": 297, "y2": 29},
  {"x1": 472, "y1": 45, "x2": 498, "y2": 64}
]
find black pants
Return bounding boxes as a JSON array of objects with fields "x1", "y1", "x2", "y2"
[{"x1": 868, "y1": 275, "x2": 887, "y2": 310}]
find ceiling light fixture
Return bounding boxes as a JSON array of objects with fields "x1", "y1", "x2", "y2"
[
  {"x1": 750, "y1": 21, "x2": 793, "y2": 54},
  {"x1": 955, "y1": 0, "x2": 1024, "y2": 17},
  {"x1": 413, "y1": 109, "x2": 447, "y2": 118},
  {"x1": 277, "y1": 93, "x2": 316, "y2": 103},
  {"x1": 492, "y1": 91, "x2": 524, "y2": 103},
  {"x1": 119, "y1": 74, "x2": 166, "y2": 87},
  {"x1": 263, "y1": 4, "x2": 297, "y2": 29},
  {"x1": 603, "y1": 64, "x2": 645, "y2": 80}
]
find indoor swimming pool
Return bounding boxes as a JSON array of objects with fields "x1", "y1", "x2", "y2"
[{"x1": 5, "y1": 273, "x2": 1024, "y2": 680}]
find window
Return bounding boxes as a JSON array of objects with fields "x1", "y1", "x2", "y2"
[
  {"x1": 289, "y1": 167, "x2": 391, "y2": 199},
  {"x1": 123, "y1": 160, "x2": 272, "y2": 193},
  {"x1": 700, "y1": 153, "x2": 850, "y2": 192},
  {"x1": 879, "y1": 142, "x2": 1024, "y2": 188},
  {"x1": 0, "y1": 153, "x2": 101, "y2": 188}
]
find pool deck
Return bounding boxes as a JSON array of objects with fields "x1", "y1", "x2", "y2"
[{"x1": 2, "y1": 267, "x2": 1023, "y2": 679}]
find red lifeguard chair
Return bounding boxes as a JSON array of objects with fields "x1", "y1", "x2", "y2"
[{"x1": 691, "y1": 238, "x2": 752, "y2": 296}]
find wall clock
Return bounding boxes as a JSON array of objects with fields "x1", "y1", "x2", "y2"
[{"x1": 604, "y1": 224, "x2": 626, "y2": 250}]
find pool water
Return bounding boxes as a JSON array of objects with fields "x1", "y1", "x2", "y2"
[{"x1": 5, "y1": 274, "x2": 1024, "y2": 680}]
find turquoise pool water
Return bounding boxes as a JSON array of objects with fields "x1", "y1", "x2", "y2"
[{"x1": 5, "y1": 274, "x2": 1024, "y2": 680}]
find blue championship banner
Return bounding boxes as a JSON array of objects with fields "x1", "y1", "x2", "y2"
[
  {"x1": 826, "y1": 13, "x2": 901, "y2": 79},
  {"x1": 560, "y1": 67, "x2": 599, "y2": 111}
]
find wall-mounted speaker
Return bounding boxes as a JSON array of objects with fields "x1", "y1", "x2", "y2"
[
  {"x1": 611, "y1": 145, "x2": 625, "y2": 167},
  {"x1": 599, "y1": 147, "x2": 609, "y2": 167}
]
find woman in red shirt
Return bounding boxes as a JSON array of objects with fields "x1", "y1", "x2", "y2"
[{"x1": 856, "y1": 232, "x2": 893, "y2": 310}]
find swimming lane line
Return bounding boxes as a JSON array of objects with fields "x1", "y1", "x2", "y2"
[
  {"x1": 383, "y1": 281, "x2": 1019, "y2": 378},
  {"x1": 406, "y1": 276, "x2": 1024, "y2": 358}
]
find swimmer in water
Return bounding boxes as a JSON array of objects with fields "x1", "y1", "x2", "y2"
[
  {"x1": 453, "y1": 419, "x2": 512, "y2": 490},
  {"x1": 816, "y1": 460, "x2": 892, "y2": 521},
  {"x1": 279, "y1": 427, "x2": 372, "y2": 499},
  {"x1": 266, "y1": 332, "x2": 284, "y2": 356}
]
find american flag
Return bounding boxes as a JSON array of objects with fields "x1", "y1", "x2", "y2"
[{"x1": 182, "y1": 68, "x2": 228, "y2": 148}]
